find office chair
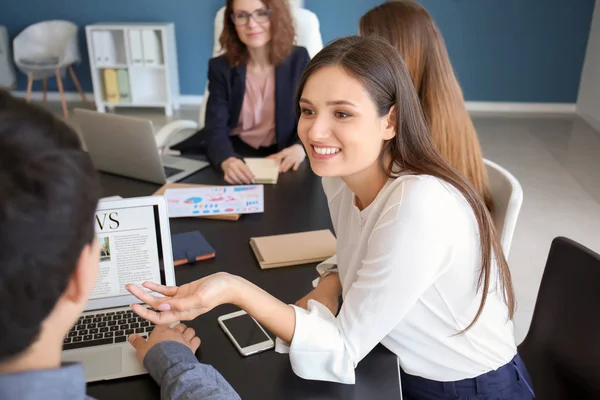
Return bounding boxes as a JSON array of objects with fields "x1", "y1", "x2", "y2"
[
  {"x1": 518, "y1": 237, "x2": 600, "y2": 399},
  {"x1": 484, "y1": 159, "x2": 524, "y2": 258}
]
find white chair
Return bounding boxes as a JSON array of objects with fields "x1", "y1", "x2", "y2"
[
  {"x1": 154, "y1": 5, "x2": 324, "y2": 153},
  {"x1": 484, "y1": 159, "x2": 524, "y2": 258},
  {"x1": 13, "y1": 20, "x2": 87, "y2": 118}
]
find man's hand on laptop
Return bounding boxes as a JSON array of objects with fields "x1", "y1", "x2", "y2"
[{"x1": 128, "y1": 323, "x2": 201, "y2": 363}]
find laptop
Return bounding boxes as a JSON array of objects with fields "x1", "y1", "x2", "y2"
[
  {"x1": 74, "y1": 108, "x2": 209, "y2": 184},
  {"x1": 61, "y1": 196, "x2": 176, "y2": 382}
]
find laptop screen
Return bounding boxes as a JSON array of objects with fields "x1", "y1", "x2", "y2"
[{"x1": 92, "y1": 204, "x2": 167, "y2": 302}]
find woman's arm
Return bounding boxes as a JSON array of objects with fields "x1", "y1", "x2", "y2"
[
  {"x1": 126, "y1": 273, "x2": 296, "y2": 343},
  {"x1": 127, "y1": 179, "x2": 455, "y2": 384},
  {"x1": 229, "y1": 276, "x2": 296, "y2": 343},
  {"x1": 295, "y1": 272, "x2": 341, "y2": 315},
  {"x1": 291, "y1": 47, "x2": 311, "y2": 145},
  {"x1": 203, "y1": 59, "x2": 237, "y2": 169},
  {"x1": 267, "y1": 47, "x2": 311, "y2": 172}
]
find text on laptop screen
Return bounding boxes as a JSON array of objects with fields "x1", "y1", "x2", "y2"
[{"x1": 93, "y1": 205, "x2": 165, "y2": 300}]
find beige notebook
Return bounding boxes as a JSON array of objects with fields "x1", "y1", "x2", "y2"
[
  {"x1": 244, "y1": 158, "x2": 280, "y2": 184},
  {"x1": 153, "y1": 183, "x2": 240, "y2": 221},
  {"x1": 250, "y1": 230, "x2": 336, "y2": 269}
]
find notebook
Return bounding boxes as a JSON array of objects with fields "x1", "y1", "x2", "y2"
[
  {"x1": 249, "y1": 230, "x2": 337, "y2": 269},
  {"x1": 153, "y1": 183, "x2": 240, "y2": 221},
  {"x1": 244, "y1": 158, "x2": 280, "y2": 184},
  {"x1": 171, "y1": 231, "x2": 215, "y2": 266}
]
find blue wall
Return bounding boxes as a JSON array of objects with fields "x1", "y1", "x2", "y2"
[
  {"x1": 418, "y1": 0, "x2": 595, "y2": 102},
  {"x1": 0, "y1": 0, "x2": 595, "y2": 102}
]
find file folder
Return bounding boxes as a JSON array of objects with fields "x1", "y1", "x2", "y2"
[
  {"x1": 103, "y1": 69, "x2": 119, "y2": 103},
  {"x1": 117, "y1": 69, "x2": 131, "y2": 102},
  {"x1": 141, "y1": 30, "x2": 162, "y2": 65},
  {"x1": 128, "y1": 30, "x2": 143, "y2": 66}
]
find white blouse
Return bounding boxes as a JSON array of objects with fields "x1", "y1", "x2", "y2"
[{"x1": 276, "y1": 175, "x2": 516, "y2": 384}]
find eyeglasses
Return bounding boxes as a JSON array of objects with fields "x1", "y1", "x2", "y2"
[{"x1": 230, "y1": 8, "x2": 271, "y2": 26}]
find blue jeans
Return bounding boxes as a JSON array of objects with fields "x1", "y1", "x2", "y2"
[{"x1": 400, "y1": 354, "x2": 535, "y2": 399}]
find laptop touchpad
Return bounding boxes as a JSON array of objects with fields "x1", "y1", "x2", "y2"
[{"x1": 83, "y1": 347, "x2": 123, "y2": 381}]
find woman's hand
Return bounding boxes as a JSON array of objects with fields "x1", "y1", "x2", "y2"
[
  {"x1": 221, "y1": 157, "x2": 255, "y2": 184},
  {"x1": 267, "y1": 144, "x2": 306, "y2": 173},
  {"x1": 126, "y1": 272, "x2": 235, "y2": 325},
  {"x1": 127, "y1": 273, "x2": 297, "y2": 344}
]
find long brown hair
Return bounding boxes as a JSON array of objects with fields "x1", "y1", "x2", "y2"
[
  {"x1": 220, "y1": 0, "x2": 295, "y2": 67},
  {"x1": 297, "y1": 36, "x2": 515, "y2": 331},
  {"x1": 360, "y1": 1, "x2": 493, "y2": 211}
]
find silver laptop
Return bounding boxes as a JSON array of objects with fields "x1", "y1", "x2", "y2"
[
  {"x1": 61, "y1": 196, "x2": 176, "y2": 382},
  {"x1": 74, "y1": 108, "x2": 208, "y2": 184}
]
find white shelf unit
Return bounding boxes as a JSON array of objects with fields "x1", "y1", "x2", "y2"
[{"x1": 85, "y1": 23, "x2": 180, "y2": 116}]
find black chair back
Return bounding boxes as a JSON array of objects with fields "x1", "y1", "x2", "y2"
[{"x1": 519, "y1": 237, "x2": 600, "y2": 399}]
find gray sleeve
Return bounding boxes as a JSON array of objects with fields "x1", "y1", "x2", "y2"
[{"x1": 143, "y1": 341, "x2": 241, "y2": 400}]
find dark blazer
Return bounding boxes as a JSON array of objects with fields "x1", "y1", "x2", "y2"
[{"x1": 174, "y1": 46, "x2": 311, "y2": 168}]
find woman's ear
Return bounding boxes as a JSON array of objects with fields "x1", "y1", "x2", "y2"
[{"x1": 383, "y1": 105, "x2": 397, "y2": 141}]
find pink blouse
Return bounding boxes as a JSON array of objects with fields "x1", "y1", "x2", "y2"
[{"x1": 231, "y1": 68, "x2": 277, "y2": 149}]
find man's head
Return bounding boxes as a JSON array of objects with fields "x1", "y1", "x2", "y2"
[{"x1": 0, "y1": 91, "x2": 101, "y2": 364}]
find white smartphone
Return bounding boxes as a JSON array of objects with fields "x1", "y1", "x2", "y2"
[{"x1": 218, "y1": 310, "x2": 275, "y2": 356}]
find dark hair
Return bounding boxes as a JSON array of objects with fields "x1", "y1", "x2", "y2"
[
  {"x1": 0, "y1": 91, "x2": 101, "y2": 361},
  {"x1": 360, "y1": 1, "x2": 493, "y2": 211},
  {"x1": 220, "y1": 0, "x2": 295, "y2": 66},
  {"x1": 296, "y1": 36, "x2": 515, "y2": 332}
]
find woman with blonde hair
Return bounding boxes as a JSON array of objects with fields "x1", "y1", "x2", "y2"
[{"x1": 360, "y1": 0, "x2": 493, "y2": 210}]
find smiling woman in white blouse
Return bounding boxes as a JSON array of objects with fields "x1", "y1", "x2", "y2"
[{"x1": 126, "y1": 36, "x2": 535, "y2": 400}]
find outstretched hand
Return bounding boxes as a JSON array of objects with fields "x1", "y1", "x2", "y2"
[{"x1": 126, "y1": 272, "x2": 234, "y2": 325}]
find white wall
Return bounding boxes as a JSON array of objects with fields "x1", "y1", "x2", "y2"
[{"x1": 578, "y1": 0, "x2": 600, "y2": 130}]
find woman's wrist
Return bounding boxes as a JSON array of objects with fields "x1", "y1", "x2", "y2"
[
  {"x1": 223, "y1": 274, "x2": 297, "y2": 343},
  {"x1": 226, "y1": 274, "x2": 251, "y2": 308}
]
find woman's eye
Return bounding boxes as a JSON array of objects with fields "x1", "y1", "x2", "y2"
[
  {"x1": 300, "y1": 108, "x2": 315, "y2": 116},
  {"x1": 335, "y1": 111, "x2": 351, "y2": 119},
  {"x1": 256, "y1": 9, "x2": 269, "y2": 17}
]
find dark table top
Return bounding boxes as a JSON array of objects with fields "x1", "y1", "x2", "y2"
[{"x1": 87, "y1": 163, "x2": 400, "y2": 399}]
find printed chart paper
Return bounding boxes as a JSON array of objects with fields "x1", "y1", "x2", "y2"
[{"x1": 164, "y1": 185, "x2": 264, "y2": 218}]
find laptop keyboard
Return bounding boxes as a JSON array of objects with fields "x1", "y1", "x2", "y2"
[
  {"x1": 164, "y1": 166, "x2": 183, "y2": 178},
  {"x1": 63, "y1": 309, "x2": 155, "y2": 351}
]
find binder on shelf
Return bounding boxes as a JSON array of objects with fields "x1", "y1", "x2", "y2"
[
  {"x1": 117, "y1": 69, "x2": 131, "y2": 103},
  {"x1": 128, "y1": 30, "x2": 143, "y2": 66},
  {"x1": 103, "y1": 69, "x2": 119, "y2": 103},
  {"x1": 141, "y1": 29, "x2": 163, "y2": 66},
  {"x1": 92, "y1": 31, "x2": 105, "y2": 66},
  {"x1": 102, "y1": 31, "x2": 117, "y2": 66}
]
